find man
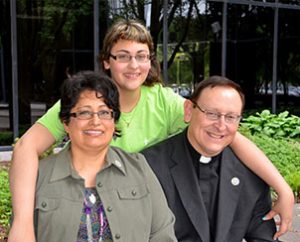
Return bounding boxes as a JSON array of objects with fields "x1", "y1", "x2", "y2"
[{"x1": 142, "y1": 76, "x2": 277, "y2": 242}]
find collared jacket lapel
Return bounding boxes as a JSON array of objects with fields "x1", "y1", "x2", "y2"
[
  {"x1": 214, "y1": 147, "x2": 243, "y2": 242},
  {"x1": 169, "y1": 132, "x2": 211, "y2": 242}
]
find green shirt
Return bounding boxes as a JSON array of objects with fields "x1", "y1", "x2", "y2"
[
  {"x1": 37, "y1": 84, "x2": 187, "y2": 152},
  {"x1": 35, "y1": 145, "x2": 177, "y2": 242}
]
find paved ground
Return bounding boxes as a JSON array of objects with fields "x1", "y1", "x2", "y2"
[
  {"x1": 279, "y1": 203, "x2": 300, "y2": 242},
  {"x1": 0, "y1": 151, "x2": 12, "y2": 162}
]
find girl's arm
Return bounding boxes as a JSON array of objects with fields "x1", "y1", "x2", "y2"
[
  {"x1": 9, "y1": 101, "x2": 64, "y2": 242},
  {"x1": 230, "y1": 132, "x2": 294, "y2": 240},
  {"x1": 8, "y1": 124, "x2": 56, "y2": 242}
]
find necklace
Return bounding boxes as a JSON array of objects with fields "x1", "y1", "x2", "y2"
[
  {"x1": 120, "y1": 105, "x2": 138, "y2": 128},
  {"x1": 120, "y1": 90, "x2": 141, "y2": 128},
  {"x1": 83, "y1": 189, "x2": 105, "y2": 242},
  {"x1": 121, "y1": 114, "x2": 134, "y2": 127}
]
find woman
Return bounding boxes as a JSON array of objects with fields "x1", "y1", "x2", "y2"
[
  {"x1": 34, "y1": 71, "x2": 177, "y2": 241},
  {"x1": 9, "y1": 19, "x2": 293, "y2": 241}
]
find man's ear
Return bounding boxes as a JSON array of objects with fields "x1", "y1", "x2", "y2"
[{"x1": 184, "y1": 99, "x2": 194, "y2": 123}]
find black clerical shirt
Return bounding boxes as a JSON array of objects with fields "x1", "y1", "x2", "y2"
[{"x1": 185, "y1": 133, "x2": 221, "y2": 239}]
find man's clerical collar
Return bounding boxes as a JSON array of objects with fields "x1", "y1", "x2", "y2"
[
  {"x1": 199, "y1": 155, "x2": 212, "y2": 164},
  {"x1": 184, "y1": 129, "x2": 212, "y2": 164}
]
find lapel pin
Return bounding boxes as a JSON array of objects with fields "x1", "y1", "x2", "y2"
[
  {"x1": 231, "y1": 177, "x2": 240, "y2": 186},
  {"x1": 115, "y1": 160, "x2": 122, "y2": 168}
]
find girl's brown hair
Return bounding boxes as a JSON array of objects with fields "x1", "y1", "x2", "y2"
[{"x1": 99, "y1": 19, "x2": 162, "y2": 86}]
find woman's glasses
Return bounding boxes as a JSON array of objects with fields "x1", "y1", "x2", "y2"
[
  {"x1": 109, "y1": 53, "x2": 150, "y2": 63},
  {"x1": 70, "y1": 110, "x2": 115, "y2": 120}
]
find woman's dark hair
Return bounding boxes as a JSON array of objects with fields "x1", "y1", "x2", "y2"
[{"x1": 59, "y1": 71, "x2": 121, "y2": 135}]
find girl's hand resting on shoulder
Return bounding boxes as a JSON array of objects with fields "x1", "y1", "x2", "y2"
[{"x1": 262, "y1": 189, "x2": 294, "y2": 240}]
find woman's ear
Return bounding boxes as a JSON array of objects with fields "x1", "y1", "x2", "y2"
[
  {"x1": 103, "y1": 60, "x2": 110, "y2": 70},
  {"x1": 184, "y1": 99, "x2": 194, "y2": 123},
  {"x1": 62, "y1": 121, "x2": 69, "y2": 134}
]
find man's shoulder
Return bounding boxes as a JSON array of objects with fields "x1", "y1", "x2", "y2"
[{"x1": 222, "y1": 147, "x2": 268, "y2": 190}]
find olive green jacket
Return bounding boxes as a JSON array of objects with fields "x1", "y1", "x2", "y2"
[{"x1": 35, "y1": 145, "x2": 177, "y2": 242}]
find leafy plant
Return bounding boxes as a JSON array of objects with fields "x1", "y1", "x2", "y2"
[
  {"x1": 0, "y1": 126, "x2": 30, "y2": 146},
  {"x1": 0, "y1": 164, "x2": 11, "y2": 240},
  {"x1": 0, "y1": 132, "x2": 13, "y2": 146},
  {"x1": 241, "y1": 109, "x2": 300, "y2": 140},
  {"x1": 240, "y1": 127, "x2": 300, "y2": 201},
  {"x1": 286, "y1": 172, "x2": 300, "y2": 201},
  {"x1": 0, "y1": 140, "x2": 59, "y2": 240},
  {"x1": 40, "y1": 0, "x2": 93, "y2": 41}
]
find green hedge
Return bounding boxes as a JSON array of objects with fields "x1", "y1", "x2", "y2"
[
  {"x1": 240, "y1": 109, "x2": 300, "y2": 201},
  {"x1": 241, "y1": 131, "x2": 300, "y2": 198},
  {"x1": 0, "y1": 164, "x2": 11, "y2": 240},
  {"x1": 0, "y1": 131, "x2": 13, "y2": 146},
  {"x1": 0, "y1": 126, "x2": 29, "y2": 146}
]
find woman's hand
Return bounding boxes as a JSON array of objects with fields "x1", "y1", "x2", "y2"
[{"x1": 263, "y1": 189, "x2": 294, "y2": 240}]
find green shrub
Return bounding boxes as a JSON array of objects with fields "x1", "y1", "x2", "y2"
[
  {"x1": 0, "y1": 125, "x2": 30, "y2": 146},
  {"x1": 241, "y1": 109, "x2": 300, "y2": 140},
  {"x1": 240, "y1": 127, "x2": 300, "y2": 201},
  {"x1": 240, "y1": 109, "x2": 300, "y2": 200},
  {"x1": 0, "y1": 143, "x2": 57, "y2": 240},
  {"x1": 0, "y1": 131, "x2": 13, "y2": 146},
  {"x1": 285, "y1": 172, "x2": 300, "y2": 201},
  {"x1": 0, "y1": 165, "x2": 11, "y2": 240}
]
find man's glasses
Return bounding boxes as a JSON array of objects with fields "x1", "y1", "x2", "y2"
[
  {"x1": 109, "y1": 53, "x2": 150, "y2": 63},
  {"x1": 192, "y1": 102, "x2": 242, "y2": 124},
  {"x1": 70, "y1": 110, "x2": 115, "y2": 120}
]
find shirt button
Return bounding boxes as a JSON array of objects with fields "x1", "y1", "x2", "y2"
[
  {"x1": 115, "y1": 233, "x2": 121, "y2": 239},
  {"x1": 41, "y1": 202, "x2": 47, "y2": 208},
  {"x1": 107, "y1": 206, "x2": 113, "y2": 212},
  {"x1": 131, "y1": 190, "x2": 137, "y2": 196},
  {"x1": 97, "y1": 182, "x2": 103, "y2": 188}
]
